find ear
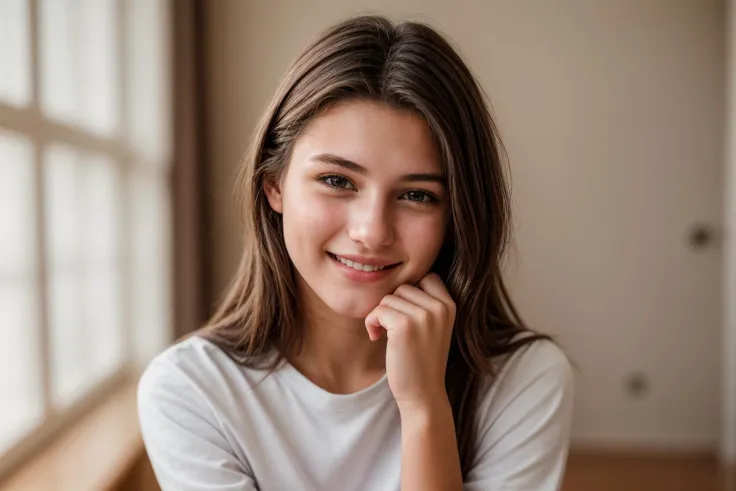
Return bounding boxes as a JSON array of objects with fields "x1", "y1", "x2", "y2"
[{"x1": 263, "y1": 178, "x2": 283, "y2": 214}]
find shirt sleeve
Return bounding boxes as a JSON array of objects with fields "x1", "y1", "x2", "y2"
[
  {"x1": 464, "y1": 341, "x2": 575, "y2": 491},
  {"x1": 137, "y1": 357, "x2": 259, "y2": 491}
]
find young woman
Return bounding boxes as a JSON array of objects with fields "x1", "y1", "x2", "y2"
[{"x1": 138, "y1": 14, "x2": 574, "y2": 491}]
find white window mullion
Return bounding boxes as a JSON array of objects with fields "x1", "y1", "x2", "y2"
[
  {"x1": 33, "y1": 140, "x2": 52, "y2": 420},
  {"x1": 28, "y1": 0, "x2": 53, "y2": 424},
  {"x1": 118, "y1": 0, "x2": 133, "y2": 371}
]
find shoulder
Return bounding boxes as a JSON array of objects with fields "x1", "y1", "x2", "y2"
[
  {"x1": 137, "y1": 336, "x2": 223, "y2": 421},
  {"x1": 139, "y1": 336, "x2": 228, "y2": 395},
  {"x1": 473, "y1": 337, "x2": 575, "y2": 451},
  {"x1": 141, "y1": 334, "x2": 237, "y2": 372},
  {"x1": 136, "y1": 336, "x2": 261, "y2": 487},
  {"x1": 140, "y1": 334, "x2": 272, "y2": 382},
  {"x1": 484, "y1": 337, "x2": 573, "y2": 403},
  {"x1": 137, "y1": 335, "x2": 271, "y2": 423}
]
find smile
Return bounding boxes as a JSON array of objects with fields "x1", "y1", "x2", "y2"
[{"x1": 327, "y1": 253, "x2": 401, "y2": 273}]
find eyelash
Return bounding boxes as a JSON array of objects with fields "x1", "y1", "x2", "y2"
[{"x1": 314, "y1": 174, "x2": 439, "y2": 206}]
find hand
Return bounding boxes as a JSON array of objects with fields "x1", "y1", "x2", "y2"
[{"x1": 365, "y1": 273, "x2": 456, "y2": 414}]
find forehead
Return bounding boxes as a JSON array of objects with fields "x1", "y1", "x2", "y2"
[{"x1": 291, "y1": 100, "x2": 442, "y2": 175}]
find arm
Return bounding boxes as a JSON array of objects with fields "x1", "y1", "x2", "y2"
[
  {"x1": 137, "y1": 358, "x2": 259, "y2": 491},
  {"x1": 400, "y1": 399, "x2": 463, "y2": 491},
  {"x1": 365, "y1": 274, "x2": 464, "y2": 491}
]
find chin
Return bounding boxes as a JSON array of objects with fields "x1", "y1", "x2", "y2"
[{"x1": 325, "y1": 293, "x2": 384, "y2": 319}]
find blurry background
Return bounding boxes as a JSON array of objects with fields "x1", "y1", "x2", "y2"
[{"x1": 1, "y1": 0, "x2": 735, "y2": 490}]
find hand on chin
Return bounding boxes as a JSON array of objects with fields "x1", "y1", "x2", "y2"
[{"x1": 364, "y1": 273, "x2": 455, "y2": 413}]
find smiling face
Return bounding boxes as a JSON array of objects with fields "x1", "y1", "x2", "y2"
[{"x1": 264, "y1": 99, "x2": 450, "y2": 319}]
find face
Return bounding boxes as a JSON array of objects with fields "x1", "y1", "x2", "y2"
[{"x1": 265, "y1": 100, "x2": 450, "y2": 319}]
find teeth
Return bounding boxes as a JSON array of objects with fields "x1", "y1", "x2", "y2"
[{"x1": 336, "y1": 255, "x2": 387, "y2": 272}]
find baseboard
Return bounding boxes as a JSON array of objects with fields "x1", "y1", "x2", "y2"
[{"x1": 571, "y1": 434, "x2": 718, "y2": 457}]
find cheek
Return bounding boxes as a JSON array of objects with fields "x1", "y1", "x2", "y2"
[
  {"x1": 282, "y1": 188, "x2": 344, "y2": 253},
  {"x1": 399, "y1": 213, "x2": 448, "y2": 267}
]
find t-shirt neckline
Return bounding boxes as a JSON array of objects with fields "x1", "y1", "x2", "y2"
[{"x1": 278, "y1": 359, "x2": 391, "y2": 410}]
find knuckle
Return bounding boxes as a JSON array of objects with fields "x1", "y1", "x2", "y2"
[
  {"x1": 448, "y1": 301, "x2": 457, "y2": 316},
  {"x1": 395, "y1": 284, "x2": 412, "y2": 296},
  {"x1": 431, "y1": 300, "x2": 446, "y2": 317},
  {"x1": 417, "y1": 309, "x2": 431, "y2": 325}
]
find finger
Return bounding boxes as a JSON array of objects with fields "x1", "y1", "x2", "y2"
[
  {"x1": 418, "y1": 273, "x2": 454, "y2": 306},
  {"x1": 418, "y1": 274, "x2": 456, "y2": 321},
  {"x1": 366, "y1": 323, "x2": 384, "y2": 342},
  {"x1": 365, "y1": 304, "x2": 408, "y2": 339},
  {"x1": 365, "y1": 307, "x2": 387, "y2": 341},
  {"x1": 380, "y1": 294, "x2": 425, "y2": 318},
  {"x1": 392, "y1": 284, "x2": 436, "y2": 310}
]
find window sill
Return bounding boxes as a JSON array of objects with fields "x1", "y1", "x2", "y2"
[{"x1": 0, "y1": 381, "x2": 146, "y2": 491}]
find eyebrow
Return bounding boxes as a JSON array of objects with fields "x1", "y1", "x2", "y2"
[{"x1": 311, "y1": 153, "x2": 446, "y2": 185}]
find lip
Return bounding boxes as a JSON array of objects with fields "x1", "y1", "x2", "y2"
[{"x1": 327, "y1": 253, "x2": 401, "y2": 283}]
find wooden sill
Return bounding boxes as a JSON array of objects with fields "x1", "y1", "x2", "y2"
[{"x1": 0, "y1": 382, "x2": 147, "y2": 491}]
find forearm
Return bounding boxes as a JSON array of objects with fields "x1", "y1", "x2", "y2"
[{"x1": 400, "y1": 399, "x2": 463, "y2": 491}]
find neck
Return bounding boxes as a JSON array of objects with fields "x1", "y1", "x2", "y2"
[{"x1": 287, "y1": 278, "x2": 387, "y2": 394}]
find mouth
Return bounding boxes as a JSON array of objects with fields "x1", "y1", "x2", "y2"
[{"x1": 327, "y1": 253, "x2": 401, "y2": 273}]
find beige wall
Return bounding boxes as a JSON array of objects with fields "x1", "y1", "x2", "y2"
[{"x1": 204, "y1": 0, "x2": 726, "y2": 451}]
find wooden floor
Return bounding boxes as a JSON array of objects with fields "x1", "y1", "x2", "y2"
[{"x1": 562, "y1": 452, "x2": 735, "y2": 491}]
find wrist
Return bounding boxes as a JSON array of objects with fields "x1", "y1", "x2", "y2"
[{"x1": 398, "y1": 396, "x2": 453, "y2": 425}]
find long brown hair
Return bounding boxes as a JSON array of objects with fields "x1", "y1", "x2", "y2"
[{"x1": 199, "y1": 14, "x2": 549, "y2": 477}]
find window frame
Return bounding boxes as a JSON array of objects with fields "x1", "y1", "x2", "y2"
[{"x1": 0, "y1": 0, "x2": 172, "y2": 478}]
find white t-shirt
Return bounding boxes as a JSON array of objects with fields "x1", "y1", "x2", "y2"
[{"x1": 137, "y1": 335, "x2": 574, "y2": 491}]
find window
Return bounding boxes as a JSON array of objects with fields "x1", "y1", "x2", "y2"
[{"x1": 0, "y1": 0, "x2": 173, "y2": 472}]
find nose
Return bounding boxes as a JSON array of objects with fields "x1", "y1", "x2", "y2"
[{"x1": 348, "y1": 195, "x2": 395, "y2": 249}]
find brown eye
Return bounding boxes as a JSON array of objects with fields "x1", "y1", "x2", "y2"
[
  {"x1": 316, "y1": 174, "x2": 355, "y2": 191},
  {"x1": 401, "y1": 190, "x2": 436, "y2": 204},
  {"x1": 326, "y1": 176, "x2": 350, "y2": 188}
]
